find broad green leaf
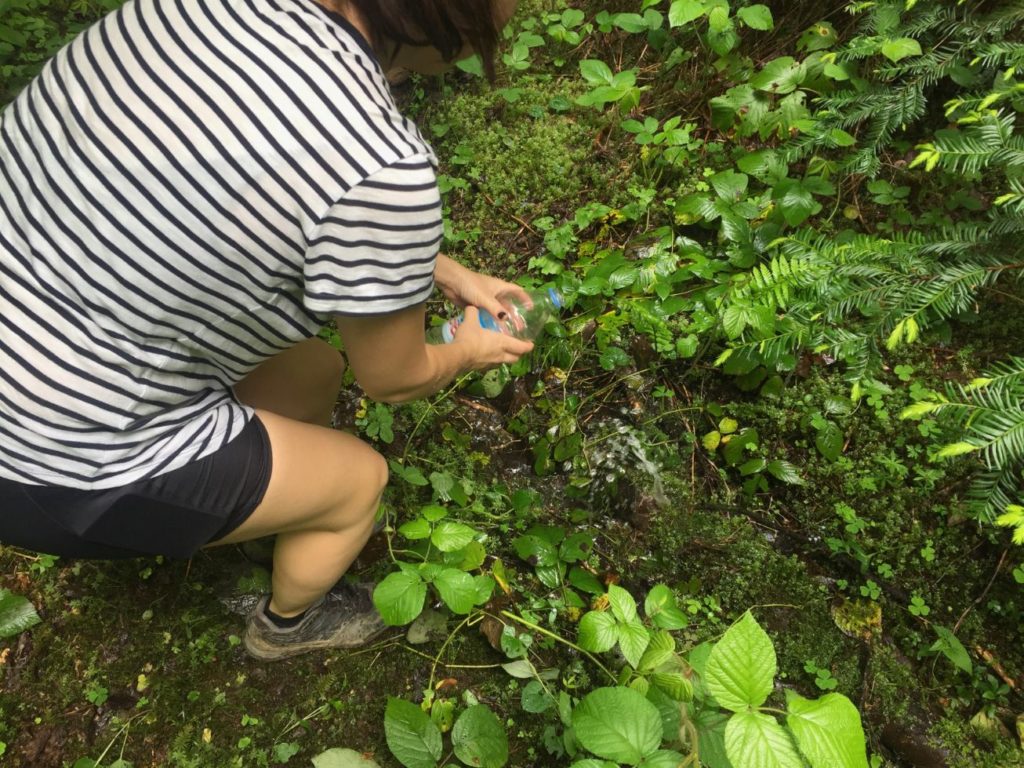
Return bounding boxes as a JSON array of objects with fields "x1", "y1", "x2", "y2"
[
  {"x1": 640, "y1": 750, "x2": 688, "y2": 768},
  {"x1": 521, "y1": 680, "x2": 555, "y2": 714},
  {"x1": 617, "y1": 620, "x2": 651, "y2": 669},
  {"x1": 570, "y1": 762, "x2": 618, "y2": 768},
  {"x1": 786, "y1": 692, "x2": 869, "y2": 768},
  {"x1": 765, "y1": 461, "x2": 805, "y2": 486},
  {"x1": 692, "y1": 707, "x2": 732, "y2": 768},
  {"x1": 373, "y1": 572, "x2": 427, "y2": 626},
  {"x1": 711, "y1": 170, "x2": 749, "y2": 202},
  {"x1": 815, "y1": 421, "x2": 843, "y2": 461},
  {"x1": 737, "y1": 5, "x2": 773, "y2": 30},
  {"x1": 578, "y1": 611, "x2": 618, "y2": 653},
  {"x1": 569, "y1": 567, "x2": 606, "y2": 595},
  {"x1": 750, "y1": 57, "x2": 803, "y2": 94},
  {"x1": 312, "y1": 748, "x2": 383, "y2": 768},
  {"x1": 668, "y1": 0, "x2": 705, "y2": 27},
  {"x1": 512, "y1": 534, "x2": 559, "y2": 567},
  {"x1": 608, "y1": 584, "x2": 638, "y2": 623},
  {"x1": 647, "y1": 684, "x2": 682, "y2": 743},
  {"x1": 880, "y1": 37, "x2": 922, "y2": 62},
  {"x1": 452, "y1": 705, "x2": 509, "y2": 768},
  {"x1": 431, "y1": 521, "x2": 476, "y2": 552},
  {"x1": 936, "y1": 442, "x2": 977, "y2": 458},
  {"x1": 573, "y1": 687, "x2": 662, "y2": 765},
  {"x1": 706, "y1": 612, "x2": 776, "y2": 711},
  {"x1": 456, "y1": 55, "x2": 484, "y2": 77},
  {"x1": 421, "y1": 505, "x2": 447, "y2": 523},
  {"x1": 433, "y1": 569, "x2": 477, "y2": 615},
  {"x1": 384, "y1": 698, "x2": 442, "y2": 768},
  {"x1": 725, "y1": 711, "x2": 803, "y2": 768},
  {"x1": 399, "y1": 519, "x2": 431, "y2": 540},
  {"x1": 580, "y1": 59, "x2": 614, "y2": 85},
  {"x1": 930, "y1": 626, "x2": 973, "y2": 674},
  {"x1": 651, "y1": 672, "x2": 693, "y2": 702},
  {"x1": 0, "y1": 590, "x2": 40, "y2": 639}
]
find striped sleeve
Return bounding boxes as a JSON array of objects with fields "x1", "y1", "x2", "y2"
[{"x1": 302, "y1": 154, "x2": 442, "y2": 315}]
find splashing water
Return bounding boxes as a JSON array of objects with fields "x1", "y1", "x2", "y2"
[{"x1": 586, "y1": 417, "x2": 669, "y2": 510}]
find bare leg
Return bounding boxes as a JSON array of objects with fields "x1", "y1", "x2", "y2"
[{"x1": 208, "y1": 337, "x2": 384, "y2": 617}]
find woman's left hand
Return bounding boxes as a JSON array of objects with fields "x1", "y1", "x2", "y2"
[{"x1": 434, "y1": 254, "x2": 531, "y2": 321}]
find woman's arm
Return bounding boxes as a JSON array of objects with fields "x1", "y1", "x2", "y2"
[{"x1": 335, "y1": 303, "x2": 531, "y2": 403}]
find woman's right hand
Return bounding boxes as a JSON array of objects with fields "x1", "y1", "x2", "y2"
[{"x1": 451, "y1": 306, "x2": 533, "y2": 370}]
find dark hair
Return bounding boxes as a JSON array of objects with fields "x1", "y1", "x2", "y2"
[{"x1": 341, "y1": 1, "x2": 504, "y2": 82}]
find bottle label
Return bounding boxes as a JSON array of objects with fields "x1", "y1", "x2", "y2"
[{"x1": 440, "y1": 310, "x2": 501, "y2": 343}]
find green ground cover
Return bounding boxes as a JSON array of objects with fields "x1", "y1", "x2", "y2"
[{"x1": 2, "y1": 1, "x2": 1024, "y2": 766}]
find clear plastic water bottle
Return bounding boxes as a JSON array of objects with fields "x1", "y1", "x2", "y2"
[{"x1": 427, "y1": 287, "x2": 564, "y2": 344}]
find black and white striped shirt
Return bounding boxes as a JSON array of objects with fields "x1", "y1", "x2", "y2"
[{"x1": 0, "y1": 0, "x2": 442, "y2": 488}]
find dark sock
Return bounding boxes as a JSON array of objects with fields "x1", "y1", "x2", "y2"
[{"x1": 263, "y1": 601, "x2": 307, "y2": 629}]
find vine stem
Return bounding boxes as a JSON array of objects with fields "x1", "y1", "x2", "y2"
[
  {"x1": 429, "y1": 613, "x2": 479, "y2": 691},
  {"x1": 497, "y1": 610, "x2": 618, "y2": 684}
]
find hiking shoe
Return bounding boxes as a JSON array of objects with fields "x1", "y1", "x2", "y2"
[{"x1": 244, "y1": 583, "x2": 387, "y2": 661}]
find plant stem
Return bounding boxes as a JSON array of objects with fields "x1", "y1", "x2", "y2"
[{"x1": 497, "y1": 610, "x2": 617, "y2": 684}]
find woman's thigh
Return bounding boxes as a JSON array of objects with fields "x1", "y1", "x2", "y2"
[{"x1": 208, "y1": 409, "x2": 387, "y2": 546}]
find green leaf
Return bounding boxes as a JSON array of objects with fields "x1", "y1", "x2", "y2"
[
  {"x1": 644, "y1": 585, "x2": 688, "y2": 630},
  {"x1": 373, "y1": 572, "x2": 427, "y2": 626},
  {"x1": 580, "y1": 59, "x2": 614, "y2": 85},
  {"x1": 512, "y1": 534, "x2": 559, "y2": 567},
  {"x1": 711, "y1": 170, "x2": 749, "y2": 202},
  {"x1": 692, "y1": 707, "x2": 732, "y2": 768},
  {"x1": 0, "y1": 590, "x2": 40, "y2": 639},
  {"x1": 456, "y1": 55, "x2": 484, "y2": 77},
  {"x1": 421, "y1": 505, "x2": 447, "y2": 523},
  {"x1": 750, "y1": 57, "x2": 803, "y2": 94},
  {"x1": 618, "y1": 620, "x2": 652, "y2": 669},
  {"x1": 573, "y1": 687, "x2": 663, "y2": 765},
  {"x1": 578, "y1": 611, "x2": 619, "y2": 653},
  {"x1": 668, "y1": 0, "x2": 705, "y2": 27},
  {"x1": 431, "y1": 521, "x2": 476, "y2": 552},
  {"x1": 399, "y1": 519, "x2": 431, "y2": 540},
  {"x1": 737, "y1": 5, "x2": 773, "y2": 30},
  {"x1": 651, "y1": 672, "x2": 693, "y2": 702},
  {"x1": 815, "y1": 421, "x2": 844, "y2": 461},
  {"x1": 452, "y1": 705, "x2": 509, "y2": 768},
  {"x1": 765, "y1": 461, "x2": 805, "y2": 486},
  {"x1": 786, "y1": 692, "x2": 869, "y2": 768},
  {"x1": 570, "y1": 762, "x2": 618, "y2": 768},
  {"x1": 930, "y1": 626, "x2": 973, "y2": 674},
  {"x1": 639, "y1": 751, "x2": 688, "y2": 768},
  {"x1": 433, "y1": 569, "x2": 478, "y2": 615},
  {"x1": 521, "y1": 680, "x2": 555, "y2": 714},
  {"x1": 312, "y1": 748, "x2": 383, "y2": 768},
  {"x1": 706, "y1": 612, "x2": 776, "y2": 711},
  {"x1": 936, "y1": 442, "x2": 977, "y2": 458},
  {"x1": 725, "y1": 711, "x2": 803, "y2": 768},
  {"x1": 880, "y1": 37, "x2": 922, "y2": 63},
  {"x1": 384, "y1": 698, "x2": 443, "y2": 768},
  {"x1": 608, "y1": 584, "x2": 638, "y2": 623}
]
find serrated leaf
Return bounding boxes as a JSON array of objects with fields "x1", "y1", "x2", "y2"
[
  {"x1": 384, "y1": 698, "x2": 443, "y2": 768},
  {"x1": 452, "y1": 705, "x2": 509, "y2": 768},
  {"x1": 737, "y1": 5, "x2": 773, "y2": 30},
  {"x1": 639, "y1": 750, "x2": 689, "y2": 768},
  {"x1": 580, "y1": 59, "x2": 614, "y2": 85},
  {"x1": 578, "y1": 611, "x2": 618, "y2": 653},
  {"x1": 373, "y1": 572, "x2": 427, "y2": 626},
  {"x1": 786, "y1": 692, "x2": 869, "y2": 768},
  {"x1": 651, "y1": 672, "x2": 693, "y2": 702},
  {"x1": 668, "y1": 0, "x2": 705, "y2": 26},
  {"x1": 399, "y1": 519, "x2": 431, "y2": 540},
  {"x1": 608, "y1": 584, "x2": 638, "y2": 623},
  {"x1": 0, "y1": 590, "x2": 40, "y2": 639},
  {"x1": 573, "y1": 687, "x2": 663, "y2": 765},
  {"x1": 431, "y1": 521, "x2": 476, "y2": 552},
  {"x1": 618, "y1": 620, "x2": 651, "y2": 669},
  {"x1": 815, "y1": 421, "x2": 843, "y2": 461},
  {"x1": 725, "y1": 711, "x2": 803, "y2": 768},
  {"x1": 765, "y1": 461, "x2": 805, "y2": 486},
  {"x1": 433, "y1": 569, "x2": 477, "y2": 615},
  {"x1": 706, "y1": 612, "x2": 776, "y2": 711},
  {"x1": 644, "y1": 585, "x2": 688, "y2": 630}
]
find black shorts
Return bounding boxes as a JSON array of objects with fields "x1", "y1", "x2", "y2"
[{"x1": 0, "y1": 417, "x2": 272, "y2": 560}]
